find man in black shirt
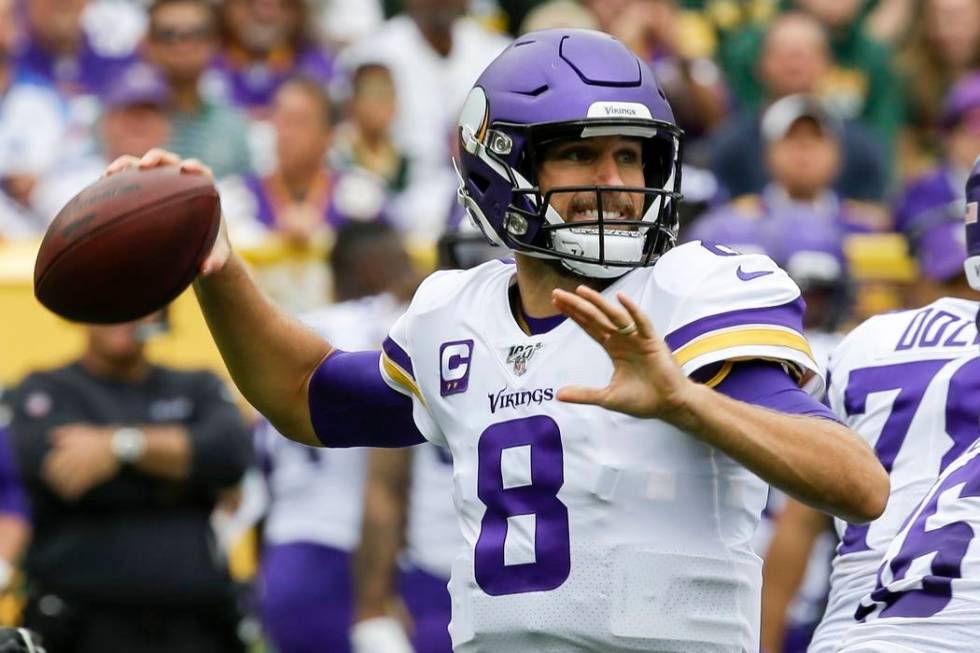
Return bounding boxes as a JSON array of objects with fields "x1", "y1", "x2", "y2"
[{"x1": 10, "y1": 312, "x2": 251, "y2": 653}]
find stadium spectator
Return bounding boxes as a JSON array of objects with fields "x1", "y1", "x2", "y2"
[
  {"x1": 314, "y1": 0, "x2": 385, "y2": 47},
  {"x1": 518, "y1": 0, "x2": 598, "y2": 34},
  {"x1": 30, "y1": 64, "x2": 172, "y2": 224},
  {"x1": 608, "y1": 0, "x2": 727, "y2": 143},
  {"x1": 210, "y1": 0, "x2": 336, "y2": 115},
  {"x1": 331, "y1": 63, "x2": 410, "y2": 197},
  {"x1": 14, "y1": 0, "x2": 140, "y2": 100},
  {"x1": 142, "y1": 0, "x2": 252, "y2": 180},
  {"x1": 251, "y1": 222, "x2": 417, "y2": 653},
  {"x1": 898, "y1": 0, "x2": 980, "y2": 176},
  {"x1": 9, "y1": 310, "x2": 251, "y2": 653},
  {"x1": 230, "y1": 78, "x2": 387, "y2": 246},
  {"x1": 704, "y1": 94, "x2": 889, "y2": 240},
  {"x1": 710, "y1": 13, "x2": 887, "y2": 202},
  {"x1": 0, "y1": 405, "x2": 30, "y2": 603},
  {"x1": 338, "y1": 0, "x2": 509, "y2": 241},
  {"x1": 725, "y1": 0, "x2": 905, "y2": 162},
  {"x1": 223, "y1": 77, "x2": 389, "y2": 313},
  {"x1": 0, "y1": 0, "x2": 71, "y2": 238},
  {"x1": 894, "y1": 75, "x2": 980, "y2": 307}
]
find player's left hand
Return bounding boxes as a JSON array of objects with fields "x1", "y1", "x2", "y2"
[
  {"x1": 42, "y1": 425, "x2": 120, "y2": 501},
  {"x1": 552, "y1": 286, "x2": 695, "y2": 421}
]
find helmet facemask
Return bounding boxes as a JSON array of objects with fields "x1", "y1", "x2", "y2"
[{"x1": 458, "y1": 107, "x2": 684, "y2": 279}]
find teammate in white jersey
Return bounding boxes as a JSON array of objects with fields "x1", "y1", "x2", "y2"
[
  {"x1": 830, "y1": 158, "x2": 980, "y2": 652},
  {"x1": 353, "y1": 226, "x2": 491, "y2": 653},
  {"x1": 106, "y1": 29, "x2": 887, "y2": 653},
  {"x1": 758, "y1": 159, "x2": 980, "y2": 653},
  {"x1": 253, "y1": 223, "x2": 417, "y2": 653}
]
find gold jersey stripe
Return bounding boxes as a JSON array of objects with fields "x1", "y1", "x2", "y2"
[
  {"x1": 381, "y1": 353, "x2": 425, "y2": 405},
  {"x1": 673, "y1": 328, "x2": 815, "y2": 368}
]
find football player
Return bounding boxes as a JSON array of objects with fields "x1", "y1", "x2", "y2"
[
  {"x1": 251, "y1": 222, "x2": 417, "y2": 653},
  {"x1": 107, "y1": 29, "x2": 887, "y2": 652},
  {"x1": 830, "y1": 157, "x2": 980, "y2": 652},
  {"x1": 761, "y1": 158, "x2": 980, "y2": 653},
  {"x1": 353, "y1": 217, "x2": 497, "y2": 653}
]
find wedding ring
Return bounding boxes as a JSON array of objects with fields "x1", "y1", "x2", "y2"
[{"x1": 616, "y1": 322, "x2": 638, "y2": 336}]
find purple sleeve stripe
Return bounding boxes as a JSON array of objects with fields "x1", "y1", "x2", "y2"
[
  {"x1": 665, "y1": 298, "x2": 806, "y2": 351},
  {"x1": 714, "y1": 360, "x2": 840, "y2": 422},
  {"x1": 382, "y1": 337, "x2": 414, "y2": 379},
  {"x1": 308, "y1": 350, "x2": 425, "y2": 448}
]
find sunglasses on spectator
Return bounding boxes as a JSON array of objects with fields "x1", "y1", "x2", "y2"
[{"x1": 151, "y1": 26, "x2": 213, "y2": 43}]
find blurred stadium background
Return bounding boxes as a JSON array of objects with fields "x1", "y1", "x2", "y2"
[{"x1": 0, "y1": 0, "x2": 977, "y2": 651}]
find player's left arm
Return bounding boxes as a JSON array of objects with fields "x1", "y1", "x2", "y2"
[{"x1": 552, "y1": 286, "x2": 888, "y2": 523}]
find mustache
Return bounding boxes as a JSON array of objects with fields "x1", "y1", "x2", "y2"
[{"x1": 567, "y1": 193, "x2": 638, "y2": 219}]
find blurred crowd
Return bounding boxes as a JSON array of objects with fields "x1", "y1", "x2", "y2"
[
  {"x1": 0, "y1": 0, "x2": 978, "y2": 316},
  {"x1": 1, "y1": 0, "x2": 980, "y2": 651}
]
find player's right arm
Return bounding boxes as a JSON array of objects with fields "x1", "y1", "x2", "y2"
[{"x1": 105, "y1": 150, "x2": 421, "y2": 449}]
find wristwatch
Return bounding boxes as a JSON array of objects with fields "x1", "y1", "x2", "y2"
[{"x1": 111, "y1": 427, "x2": 147, "y2": 464}]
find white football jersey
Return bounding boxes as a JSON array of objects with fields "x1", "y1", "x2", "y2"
[
  {"x1": 259, "y1": 294, "x2": 405, "y2": 550},
  {"x1": 379, "y1": 241, "x2": 822, "y2": 653},
  {"x1": 406, "y1": 443, "x2": 464, "y2": 580},
  {"x1": 809, "y1": 297, "x2": 980, "y2": 653},
  {"x1": 838, "y1": 439, "x2": 980, "y2": 653}
]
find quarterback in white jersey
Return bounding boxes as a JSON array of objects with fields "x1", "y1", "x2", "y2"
[
  {"x1": 108, "y1": 28, "x2": 887, "y2": 653},
  {"x1": 806, "y1": 296, "x2": 980, "y2": 652},
  {"x1": 379, "y1": 242, "x2": 844, "y2": 651}
]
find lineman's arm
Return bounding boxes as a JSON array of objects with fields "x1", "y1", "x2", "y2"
[
  {"x1": 352, "y1": 448, "x2": 415, "y2": 653},
  {"x1": 553, "y1": 286, "x2": 888, "y2": 523},
  {"x1": 104, "y1": 150, "x2": 333, "y2": 447},
  {"x1": 760, "y1": 499, "x2": 832, "y2": 653},
  {"x1": 355, "y1": 447, "x2": 412, "y2": 620}
]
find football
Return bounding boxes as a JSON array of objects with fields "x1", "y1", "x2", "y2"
[{"x1": 34, "y1": 166, "x2": 221, "y2": 324}]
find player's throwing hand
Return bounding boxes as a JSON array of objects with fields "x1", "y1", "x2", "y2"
[{"x1": 552, "y1": 285, "x2": 694, "y2": 421}]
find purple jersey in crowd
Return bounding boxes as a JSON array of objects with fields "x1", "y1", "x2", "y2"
[
  {"x1": 243, "y1": 170, "x2": 387, "y2": 233},
  {"x1": 208, "y1": 47, "x2": 335, "y2": 113},
  {"x1": 15, "y1": 35, "x2": 137, "y2": 99},
  {"x1": 894, "y1": 165, "x2": 962, "y2": 235},
  {"x1": 0, "y1": 425, "x2": 28, "y2": 520},
  {"x1": 893, "y1": 165, "x2": 969, "y2": 282}
]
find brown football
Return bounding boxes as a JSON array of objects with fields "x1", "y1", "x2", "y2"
[{"x1": 34, "y1": 166, "x2": 221, "y2": 324}]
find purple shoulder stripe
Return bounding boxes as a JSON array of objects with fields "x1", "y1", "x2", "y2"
[
  {"x1": 382, "y1": 337, "x2": 414, "y2": 378},
  {"x1": 665, "y1": 297, "x2": 806, "y2": 351}
]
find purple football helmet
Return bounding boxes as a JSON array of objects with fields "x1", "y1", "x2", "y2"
[
  {"x1": 455, "y1": 29, "x2": 683, "y2": 278},
  {"x1": 964, "y1": 156, "x2": 980, "y2": 290},
  {"x1": 769, "y1": 209, "x2": 852, "y2": 332}
]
